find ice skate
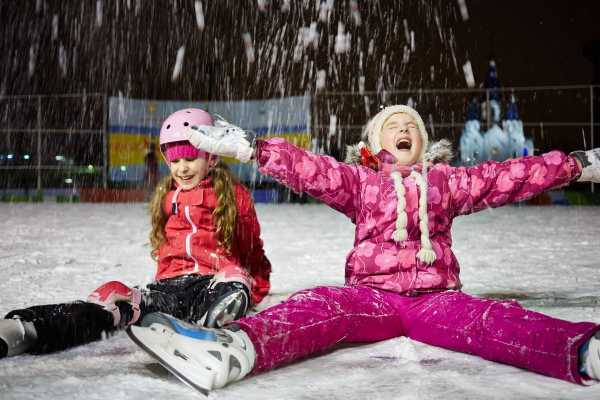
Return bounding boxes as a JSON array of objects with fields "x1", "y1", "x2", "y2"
[
  {"x1": 204, "y1": 282, "x2": 249, "y2": 328},
  {"x1": 0, "y1": 318, "x2": 37, "y2": 358},
  {"x1": 128, "y1": 312, "x2": 255, "y2": 394}
]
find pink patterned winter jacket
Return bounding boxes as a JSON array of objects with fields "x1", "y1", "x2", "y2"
[{"x1": 256, "y1": 138, "x2": 581, "y2": 295}]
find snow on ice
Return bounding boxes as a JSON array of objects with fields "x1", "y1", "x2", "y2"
[{"x1": 0, "y1": 202, "x2": 599, "y2": 399}]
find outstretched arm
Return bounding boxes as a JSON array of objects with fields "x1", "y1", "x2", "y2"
[
  {"x1": 185, "y1": 123, "x2": 365, "y2": 221},
  {"x1": 253, "y1": 138, "x2": 364, "y2": 220},
  {"x1": 447, "y1": 151, "x2": 582, "y2": 216}
]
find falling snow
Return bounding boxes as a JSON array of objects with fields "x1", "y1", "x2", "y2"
[{"x1": 171, "y1": 46, "x2": 186, "y2": 81}]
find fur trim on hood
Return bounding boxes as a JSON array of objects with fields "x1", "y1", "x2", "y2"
[{"x1": 345, "y1": 139, "x2": 454, "y2": 167}]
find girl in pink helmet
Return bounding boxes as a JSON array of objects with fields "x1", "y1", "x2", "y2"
[
  {"x1": 0, "y1": 108, "x2": 271, "y2": 359},
  {"x1": 127, "y1": 105, "x2": 600, "y2": 394}
]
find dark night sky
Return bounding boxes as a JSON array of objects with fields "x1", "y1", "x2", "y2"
[
  {"x1": 460, "y1": 1, "x2": 600, "y2": 87},
  {"x1": 2, "y1": 1, "x2": 599, "y2": 96},
  {"x1": 2, "y1": 1, "x2": 599, "y2": 95}
]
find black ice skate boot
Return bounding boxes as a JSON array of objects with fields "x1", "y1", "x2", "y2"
[
  {"x1": 204, "y1": 282, "x2": 250, "y2": 328},
  {"x1": 0, "y1": 318, "x2": 38, "y2": 358}
]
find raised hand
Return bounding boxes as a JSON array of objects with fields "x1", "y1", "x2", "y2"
[
  {"x1": 571, "y1": 148, "x2": 600, "y2": 183},
  {"x1": 185, "y1": 117, "x2": 255, "y2": 162}
]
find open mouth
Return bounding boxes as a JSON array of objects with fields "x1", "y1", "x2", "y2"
[{"x1": 395, "y1": 138, "x2": 412, "y2": 151}]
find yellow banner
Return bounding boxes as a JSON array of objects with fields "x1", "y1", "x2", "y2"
[{"x1": 109, "y1": 133, "x2": 160, "y2": 167}]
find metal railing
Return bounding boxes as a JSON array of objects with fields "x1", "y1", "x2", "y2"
[
  {"x1": 1, "y1": 85, "x2": 598, "y2": 195},
  {"x1": 0, "y1": 93, "x2": 107, "y2": 193}
]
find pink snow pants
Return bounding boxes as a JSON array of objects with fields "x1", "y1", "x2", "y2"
[{"x1": 235, "y1": 285, "x2": 599, "y2": 384}]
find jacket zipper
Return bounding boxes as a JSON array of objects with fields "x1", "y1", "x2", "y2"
[{"x1": 184, "y1": 206, "x2": 200, "y2": 272}]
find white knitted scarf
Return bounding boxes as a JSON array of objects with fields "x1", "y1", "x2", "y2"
[{"x1": 390, "y1": 163, "x2": 436, "y2": 264}]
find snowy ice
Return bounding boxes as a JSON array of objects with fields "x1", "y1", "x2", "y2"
[{"x1": 0, "y1": 203, "x2": 599, "y2": 399}]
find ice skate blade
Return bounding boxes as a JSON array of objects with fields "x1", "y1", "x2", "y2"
[{"x1": 127, "y1": 326, "x2": 210, "y2": 396}]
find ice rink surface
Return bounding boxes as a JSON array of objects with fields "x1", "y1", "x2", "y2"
[{"x1": 0, "y1": 202, "x2": 599, "y2": 399}]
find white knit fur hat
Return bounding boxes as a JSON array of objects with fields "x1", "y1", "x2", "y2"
[
  {"x1": 363, "y1": 104, "x2": 436, "y2": 265},
  {"x1": 364, "y1": 104, "x2": 429, "y2": 162}
]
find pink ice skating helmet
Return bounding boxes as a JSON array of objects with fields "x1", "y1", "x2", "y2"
[{"x1": 159, "y1": 108, "x2": 214, "y2": 146}]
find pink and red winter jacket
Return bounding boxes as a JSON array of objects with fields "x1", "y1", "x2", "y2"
[
  {"x1": 256, "y1": 138, "x2": 581, "y2": 295},
  {"x1": 155, "y1": 178, "x2": 271, "y2": 305}
]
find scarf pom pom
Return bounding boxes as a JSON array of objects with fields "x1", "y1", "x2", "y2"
[{"x1": 417, "y1": 247, "x2": 436, "y2": 264}]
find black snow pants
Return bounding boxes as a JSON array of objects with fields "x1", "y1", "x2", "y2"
[{"x1": 4, "y1": 274, "x2": 219, "y2": 354}]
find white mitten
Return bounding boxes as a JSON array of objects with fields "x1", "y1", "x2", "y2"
[
  {"x1": 185, "y1": 118, "x2": 255, "y2": 163},
  {"x1": 571, "y1": 149, "x2": 600, "y2": 183}
]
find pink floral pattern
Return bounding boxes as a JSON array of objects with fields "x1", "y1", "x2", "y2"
[
  {"x1": 497, "y1": 171, "x2": 515, "y2": 192},
  {"x1": 544, "y1": 151, "x2": 563, "y2": 165},
  {"x1": 428, "y1": 186, "x2": 441, "y2": 205},
  {"x1": 374, "y1": 251, "x2": 398, "y2": 269},
  {"x1": 530, "y1": 163, "x2": 548, "y2": 186},
  {"x1": 510, "y1": 162, "x2": 526, "y2": 179},
  {"x1": 295, "y1": 157, "x2": 317, "y2": 180},
  {"x1": 256, "y1": 139, "x2": 580, "y2": 295},
  {"x1": 364, "y1": 185, "x2": 379, "y2": 205}
]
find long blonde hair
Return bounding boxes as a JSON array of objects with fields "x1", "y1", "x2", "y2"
[{"x1": 149, "y1": 161, "x2": 238, "y2": 260}]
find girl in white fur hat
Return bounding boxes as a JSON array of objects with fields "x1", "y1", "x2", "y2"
[{"x1": 126, "y1": 105, "x2": 600, "y2": 393}]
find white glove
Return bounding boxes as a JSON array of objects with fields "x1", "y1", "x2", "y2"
[
  {"x1": 185, "y1": 117, "x2": 255, "y2": 163},
  {"x1": 571, "y1": 148, "x2": 600, "y2": 183}
]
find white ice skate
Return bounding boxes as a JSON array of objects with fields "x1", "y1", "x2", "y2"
[
  {"x1": 0, "y1": 318, "x2": 37, "y2": 358},
  {"x1": 127, "y1": 312, "x2": 255, "y2": 394}
]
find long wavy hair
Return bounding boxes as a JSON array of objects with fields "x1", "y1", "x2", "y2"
[{"x1": 149, "y1": 160, "x2": 238, "y2": 260}]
